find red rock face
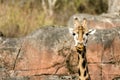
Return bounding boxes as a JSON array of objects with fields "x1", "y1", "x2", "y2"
[
  {"x1": 67, "y1": 14, "x2": 120, "y2": 80},
  {"x1": 86, "y1": 36, "x2": 120, "y2": 80},
  {"x1": 0, "y1": 15, "x2": 120, "y2": 80},
  {"x1": 12, "y1": 26, "x2": 120, "y2": 80},
  {"x1": 88, "y1": 20, "x2": 120, "y2": 29},
  {"x1": 14, "y1": 40, "x2": 69, "y2": 76},
  {"x1": 87, "y1": 42, "x2": 103, "y2": 63}
]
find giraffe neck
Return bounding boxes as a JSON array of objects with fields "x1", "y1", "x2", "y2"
[{"x1": 77, "y1": 47, "x2": 90, "y2": 80}]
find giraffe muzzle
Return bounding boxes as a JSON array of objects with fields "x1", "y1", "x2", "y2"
[{"x1": 76, "y1": 43, "x2": 84, "y2": 51}]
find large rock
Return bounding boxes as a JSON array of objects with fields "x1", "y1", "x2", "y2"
[
  {"x1": 0, "y1": 37, "x2": 22, "y2": 79},
  {"x1": 0, "y1": 26, "x2": 79, "y2": 80},
  {"x1": 0, "y1": 14, "x2": 120, "y2": 80},
  {"x1": 0, "y1": 25, "x2": 120, "y2": 80},
  {"x1": 14, "y1": 26, "x2": 76, "y2": 76}
]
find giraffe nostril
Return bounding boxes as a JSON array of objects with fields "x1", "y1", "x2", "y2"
[{"x1": 73, "y1": 33, "x2": 76, "y2": 36}]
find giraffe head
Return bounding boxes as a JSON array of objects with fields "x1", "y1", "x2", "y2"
[{"x1": 69, "y1": 17, "x2": 96, "y2": 51}]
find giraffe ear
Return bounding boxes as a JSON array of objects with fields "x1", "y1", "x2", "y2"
[
  {"x1": 69, "y1": 28, "x2": 73, "y2": 34},
  {"x1": 89, "y1": 29, "x2": 96, "y2": 34},
  {"x1": 86, "y1": 29, "x2": 96, "y2": 35}
]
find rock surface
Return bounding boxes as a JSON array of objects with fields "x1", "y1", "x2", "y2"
[
  {"x1": 68, "y1": 13, "x2": 120, "y2": 29},
  {"x1": 0, "y1": 22, "x2": 120, "y2": 80},
  {"x1": 108, "y1": 0, "x2": 120, "y2": 15}
]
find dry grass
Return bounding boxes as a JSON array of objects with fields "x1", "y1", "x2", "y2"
[{"x1": 0, "y1": 4, "x2": 55, "y2": 37}]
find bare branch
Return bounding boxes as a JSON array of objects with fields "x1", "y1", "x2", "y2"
[{"x1": 42, "y1": 0, "x2": 47, "y2": 13}]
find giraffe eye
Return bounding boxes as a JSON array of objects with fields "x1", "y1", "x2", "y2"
[
  {"x1": 86, "y1": 33, "x2": 89, "y2": 36},
  {"x1": 72, "y1": 33, "x2": 76, "y2": 36}
]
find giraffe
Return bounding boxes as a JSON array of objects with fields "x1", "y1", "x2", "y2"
[{"x1": 69, "y1": 17, "x2": 96, "y2": 80}]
